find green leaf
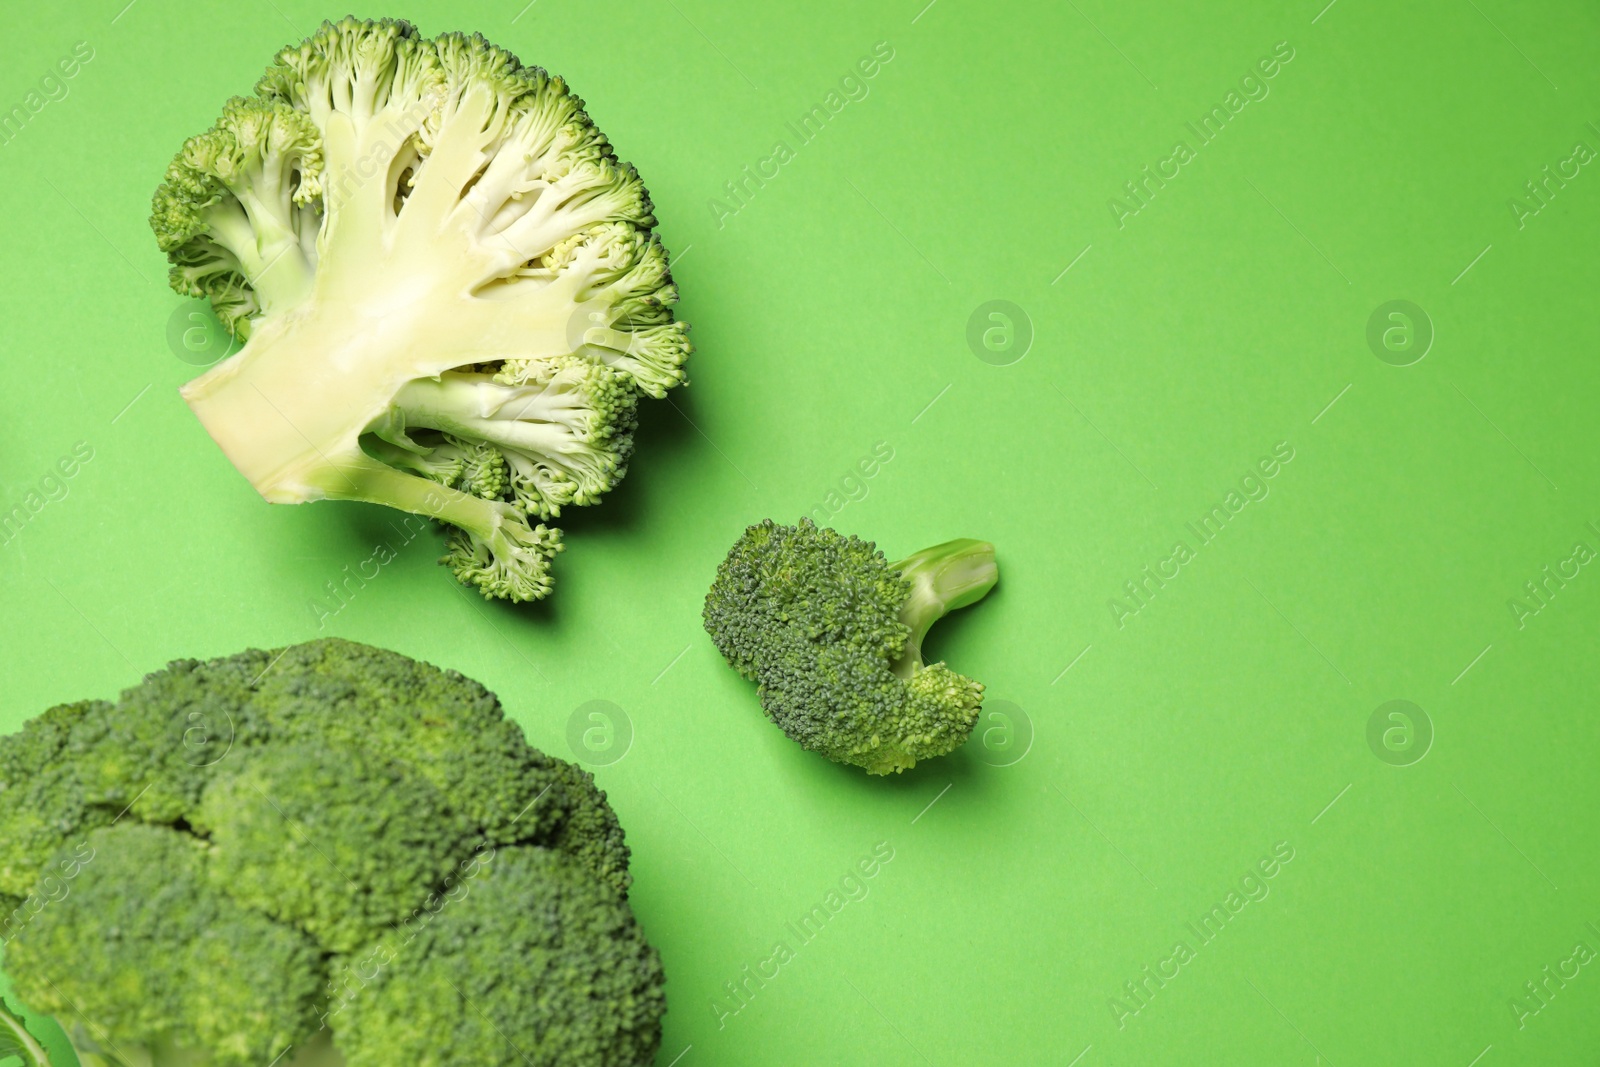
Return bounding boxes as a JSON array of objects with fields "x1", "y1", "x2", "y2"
[{"x1": 0, "y1": 995, "x2": 51, "y2": 1067}]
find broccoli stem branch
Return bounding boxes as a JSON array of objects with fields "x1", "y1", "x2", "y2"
[
  {"x1": 204, "y1": 200, "x2": 312, "y2": 313},
  {"x1": 300, "y1": 451, "x2": 523, "y2": 548},
  {"x1": 888, "y1": 539, "x2": 998, "y2": 679},
  {"x1": 392, "y1": 375, "x2": 591, "y2": 457}
]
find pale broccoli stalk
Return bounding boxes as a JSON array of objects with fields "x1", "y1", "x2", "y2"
[
  {"x1": 151, "y1": 19, "x2": 690, "y2": 601},
  {"x1": 889, "y1": 539, "x2": 999, "y2": 679}
]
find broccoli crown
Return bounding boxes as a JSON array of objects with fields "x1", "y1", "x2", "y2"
[
  {"x1": 7, "y1": 825, "x2": 327, "y2": 1066},
  {"x1": 149, "y1": 18, "x2": 691, "y2": 602},
  {"x1": 703, "y1": 519, "x2": 998, "y2": 774},
  {"x1": 0, "y1": 639, "x2": 662, "y2": 1067}
]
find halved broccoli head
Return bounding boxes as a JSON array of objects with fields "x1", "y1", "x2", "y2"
[
  {"x1": 150, "y1": 18, "x2": 690, "y2": 602},
  {"x1": 0, "y1": 638, "x2": 663, "y2": 1067},
  {"x1": 704, "y1": 519, "x2": 999, "y2": 774}
]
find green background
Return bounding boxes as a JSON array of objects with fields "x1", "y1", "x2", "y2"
[{"x1": 3, "y1": 0, "x2": 1599, "y2": 1062}]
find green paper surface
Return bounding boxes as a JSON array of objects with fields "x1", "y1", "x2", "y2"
[{"x1": 3, "y1": 0, "x2": 1599, "y2": 1063}]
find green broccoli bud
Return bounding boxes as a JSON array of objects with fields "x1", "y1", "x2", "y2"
[
  {"x1": 194, "y1": 742, "x2": 474, "y2": 954},
  {"x1": 149, "y1": 19, "x2": 689, "y2": 602},
  {"x1": 704, "y1": 519, "x2": 999, "y2": 774},
  {"x1": 334, "y1": 847, "x2": 664, "y2": 1067},
  {"x1": 543, "y1": 759, "x2": 635, "y2": 898},
  {"x1": 6, "y1": 825, "x2": 326, "y2": 1067},
  {"x1": 0, "y1": 700, "x2": 117, "y2": 901}
]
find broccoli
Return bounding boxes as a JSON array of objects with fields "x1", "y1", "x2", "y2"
[
  {"x1": 0, "y1": 639, "x2": 664, "y2": 1067},
  {"x1": 703, "y1": 519, "x2": 999, "y2": 774},
  {"x1": 150, "y1": 18, "x2": 690, "y2": 601}
]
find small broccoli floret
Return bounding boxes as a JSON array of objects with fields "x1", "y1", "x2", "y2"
[
  {"x1": 150, "y1": 19, "x2": 690, "y2": 602},
  {"x1": 0, "y1": 638, "x2": 662, "y2": 1067},
  {"x1": 544, "y1": 758, "x2": 635, "y2": 898},
  {"x1": 390, "y1": 356, "x2": 640, "y2": 520},
  {"x1": 439, "y1": 505, "x2": 566, "y2": 601},
  {"x1": 150, "y1": 95, "x2": 324, "y2": 330},
  {"x1": 0, "y1": 700, "x2": 118, "y2": 901},
  {"x1": 334, "y1": 847, "x2": 664, "y2": 1067},
  {"x1": 7, "y1": 825, "x2": 326, "y2": 1067},
  {"x1": 194, "y1": 743, "x2": 474, "y2": 954},
  {"x1": 704, "y1": 519, "x2": 999, "y2": 774}
]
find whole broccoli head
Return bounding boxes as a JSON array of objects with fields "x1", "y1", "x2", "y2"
[
  {"x1": 151, "y1": 18, "x2": 691, "y2": 601},
  {"x1": 703, "y1": 519, "x2": 999, "y2": 774},
  {"x1": 0, "y1": 639, "x2": 663, "y2": 1067}
]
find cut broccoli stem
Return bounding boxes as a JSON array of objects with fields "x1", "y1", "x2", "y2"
[
  {"x1": 360, "y1": 434, "x2": 461, "y2": 482},
  {"x1": 303, "y1": 454, "x2": 562, "y2": 601},
  {"x1": 888, "y1": 539, "x2": 998, "y2": 679},
  {"x1": 179, "y1": 295, "x2": 516, "y2": 501},
  {"x1": 301, "y1": 451, "x2": 501, "y2": 531},
  {"x1": 309, "y1": 451, "x2": 551, "y2": 559},
  {"x1": 176, "y1": 283, "x2": 573, "y2": 600},
  {"x1": 179, "y1": 261, "x2": 620, "y2": 509}
]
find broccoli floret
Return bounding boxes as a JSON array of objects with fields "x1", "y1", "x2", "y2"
[
  {"x1": 0, "y1": 700, "x2": 119, "y2": 901},
  {"x1": 194, "y1": 742, "x2": 475, "y2": 954},
  {"x1": 543, "y1": 758, "x2": 635, "y2": 898},
  {"x1": 149, "y1": 18, "x2": 690, "y2": 602},
  {"x1": 704, "y1": 519, "x2": 999, "y2": 774},
  {"x1": 334, "y1": 847, "x2": 664, "y2": 1067},
  {"x1": 7, "y1": 825, "x2": 326, "y2": 1066},
  {"x1": 0, "y1": 638, "x2": 662, "y2": 1067}
]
